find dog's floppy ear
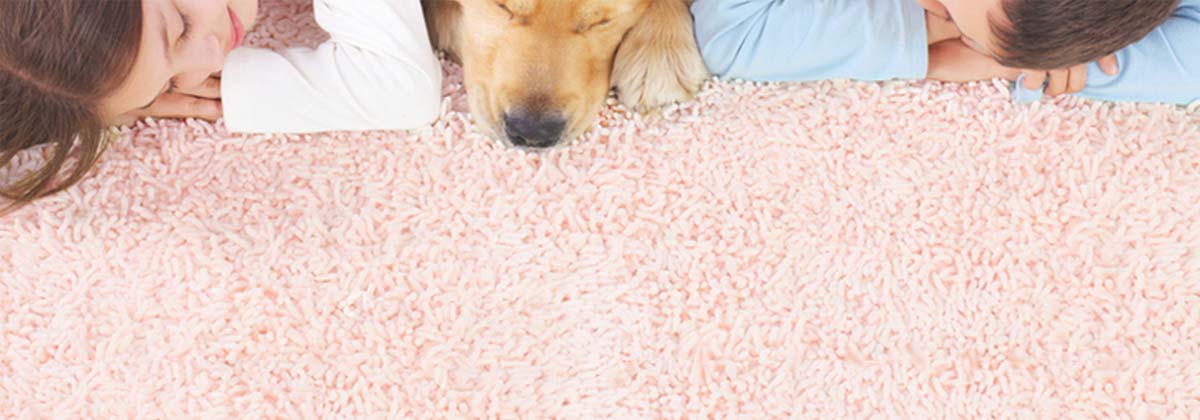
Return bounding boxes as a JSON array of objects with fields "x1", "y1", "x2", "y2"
[{"x1": 422, "y1": 0, "x2": 464, "y2": 63}]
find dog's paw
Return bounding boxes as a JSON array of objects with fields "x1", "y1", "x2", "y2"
[{"x1": 612, "y1": 5, "x2": 709, "y2": 112}]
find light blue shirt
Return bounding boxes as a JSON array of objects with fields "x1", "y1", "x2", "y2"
[
  {"x1": 693, "y1": 0, "x2": 1200, "y2": 105},
  {"x1": 692, "y1": 0, "x2": 930, "y2": 82},
  {"x1": 1015, "y1": 0, "x2": 1200, "y2": 105}
]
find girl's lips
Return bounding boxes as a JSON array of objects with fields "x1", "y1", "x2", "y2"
[{"x1": 228, "y1": 6, "x2": 245, "y2": 50}]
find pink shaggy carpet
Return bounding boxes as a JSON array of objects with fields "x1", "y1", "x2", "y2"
[{"x1": 4, "y1": 2, "x2": 1200, "y2": 418}]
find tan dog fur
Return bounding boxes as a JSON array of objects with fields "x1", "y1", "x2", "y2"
[{"x1": 422, "y1": 0, "x2": 708, "y2": 147}]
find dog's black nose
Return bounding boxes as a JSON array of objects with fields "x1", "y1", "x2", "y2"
[{"x1": 503, "y1": 112, "x2": 566, "y2": 149}]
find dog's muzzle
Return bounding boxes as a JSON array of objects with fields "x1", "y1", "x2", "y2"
[{"x1": 502, "y1": 111, "x2": 567, "y2": 149}]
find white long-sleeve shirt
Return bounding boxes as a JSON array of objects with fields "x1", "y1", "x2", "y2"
[{"x1": 221, "y1": 0, "x2": 442, "y2": 133}]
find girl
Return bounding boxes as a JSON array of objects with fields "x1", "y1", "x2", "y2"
[{"x1": 0, "y1": 0, "x2": 442, "y2": 207}]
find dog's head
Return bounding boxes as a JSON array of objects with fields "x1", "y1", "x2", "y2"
[{"x1": 447, "y1": 0, "x2": 652, "y2": 149}]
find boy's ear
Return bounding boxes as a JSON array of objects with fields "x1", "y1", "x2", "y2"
[{"x1": 916, "y1": 0, "x2": 950, "y2": 19}]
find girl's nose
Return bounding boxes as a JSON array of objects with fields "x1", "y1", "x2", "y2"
[{"x1": 173, "y1": 34, "x2": 224, "y2": 89}]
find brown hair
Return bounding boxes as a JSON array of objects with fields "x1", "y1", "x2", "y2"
[
  {"x1": 1, "y1": 0, "x2": 143, "y2": 210},
  {"x1": 992, "y1": 0, "x2": 1179, "y2": 70}
]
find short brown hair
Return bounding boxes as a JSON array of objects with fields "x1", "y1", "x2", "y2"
[
  {"x1": 1, "y1": 0, "x2": 143, "y2": 210},
  {"x1": 992, "y1": 0, "x2": 1179, "y2": 69}
]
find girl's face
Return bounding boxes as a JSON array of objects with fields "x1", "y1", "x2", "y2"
[{"x1": 102, "y1": 0, "x2": 259, "y2": 122}]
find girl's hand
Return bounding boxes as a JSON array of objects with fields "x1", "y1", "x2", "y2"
[{"x1": 114, "y1": 76, "x2": 222, "y2": 125}]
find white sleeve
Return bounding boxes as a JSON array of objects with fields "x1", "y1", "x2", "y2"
[{"x1": 221, "y1": 0, "x2": 442, "y2": 134}]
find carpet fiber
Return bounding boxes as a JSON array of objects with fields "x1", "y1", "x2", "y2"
[{"x1": 3, "y1": 1, "x2": 1200, "y2": 418}]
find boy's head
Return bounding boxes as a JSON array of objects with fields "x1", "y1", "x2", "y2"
[{"x1": 920, "y1": 0, "x2": 1180, "y2": 69}]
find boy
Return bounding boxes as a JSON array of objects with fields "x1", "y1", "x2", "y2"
[{"x1": 692, "y1": 0, "x2": 1198, "y2": 105}]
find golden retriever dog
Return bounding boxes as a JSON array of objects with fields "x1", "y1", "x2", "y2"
[{"x1": 422, "y1": 0, "x2": 708, "y2": 148}]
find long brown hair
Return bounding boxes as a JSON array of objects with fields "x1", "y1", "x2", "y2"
[{"x1": 1, "y1": 0, "x2": 143, "y2": 209}]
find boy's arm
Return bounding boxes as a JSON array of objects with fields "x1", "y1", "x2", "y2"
[
  {"x1": 1075, "y1": 0, "x2": 1200, "y2": 104},
  {"x1": 927, "y1": 39, "x2": 1020, "y2": 82},
  {"x1": 221, "y1": 0, "x2": 443, "y2": 134},
  {"x1": 691, "y1": 0, "x2": 929, "y2": 82}
]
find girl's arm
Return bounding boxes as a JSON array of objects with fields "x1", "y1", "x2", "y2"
[{"x1": 221, "y1": 0, "x2": 442, "y2": 133}]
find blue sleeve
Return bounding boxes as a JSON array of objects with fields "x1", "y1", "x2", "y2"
[
  {"x1": 691, "y1": 0, "x2": 930, "y2": 82},
  {"x1": 1075, "y1": 0, "x2": 1200, "y2": 105}
]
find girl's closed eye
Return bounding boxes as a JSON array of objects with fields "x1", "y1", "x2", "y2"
[{"x1": 167, "y1": 10, "x2": 191, "y2": 94}]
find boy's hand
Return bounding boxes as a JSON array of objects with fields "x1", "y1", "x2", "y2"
[
  {"x1": 1018, "y1": 54, "x2": 1119, "y2": 96},
  {"x1": 927, "y1": 39, "x2": 1021, "y2": 82}
]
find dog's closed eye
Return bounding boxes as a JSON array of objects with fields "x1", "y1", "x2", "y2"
[
  {"x1": 495, "y1": 2, "x2": 514, "y2": 19},
  {"x1": 575, "y1": 18, "x2": 611, "y2": 34}
]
